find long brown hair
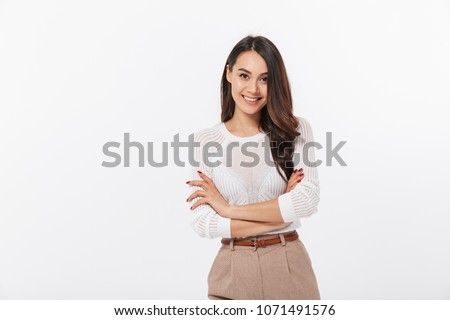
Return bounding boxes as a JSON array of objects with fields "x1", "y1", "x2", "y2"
[{"x1": 221, "y1": 35, "x2": 300, "y2": 182}]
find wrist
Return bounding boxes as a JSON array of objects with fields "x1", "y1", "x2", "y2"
[{"x1": 224, "y1": 204, "x2": 238, "y2": 219}]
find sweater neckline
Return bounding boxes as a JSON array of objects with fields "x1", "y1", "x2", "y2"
[{"x1": 219, "y1": 122, "x2": 266, "y2": 142}]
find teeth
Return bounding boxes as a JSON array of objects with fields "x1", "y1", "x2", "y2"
[{"x1": 243, "y1": 96, "x2": 259, "y2": 102}]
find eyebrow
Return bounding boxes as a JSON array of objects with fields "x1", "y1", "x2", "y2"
[{"x1": 237, "y1": 68, "x2": 268, "y2": 76}]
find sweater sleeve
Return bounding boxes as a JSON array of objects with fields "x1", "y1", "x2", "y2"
[
  {"x1": 277, "y1": 117, "x2": 320, "y2": 222},
  {"x1": 188, "y1": 131, "x2": 231, "y2": 239}
]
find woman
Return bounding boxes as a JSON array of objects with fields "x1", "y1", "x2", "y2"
[{"x1": 186, "y1": 35, "x2": 321, "y2": 300}]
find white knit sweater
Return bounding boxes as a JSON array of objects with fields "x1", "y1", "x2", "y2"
[{"x1": 188, "y1": 116, "x2": 320, "y2": 239}]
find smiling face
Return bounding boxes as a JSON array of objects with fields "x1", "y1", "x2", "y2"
[{"x1": 226, "y1": 50, "x2": 268, "y2": 117}]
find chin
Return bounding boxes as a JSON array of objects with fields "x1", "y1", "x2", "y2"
[
  {"x1": 238, "y1": 107, "x2": 263, "y2": 116},
  {"x1": 236, "y1": 103, "x2": 266, "y2": 115}
]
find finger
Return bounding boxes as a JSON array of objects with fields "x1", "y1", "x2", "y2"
[
  {"x1": 286, "y1": 175, "x2": 299, "y2": 190},
  {"x1": 288, "y1": 172, "x2": 298, "y2": 181},
  {"x1": 288, "y1": 181, "x2": 299, "y2": 192},
  {"x1": 288, "y1": 172, "x2": 302, "y2": 185},
  {"x1": 197, "y1": 171, "x2": 219, "y2": 191},
  {"x1": 186, "y1": 190, "x2": 206, "y2": 202},
  {"x1": 288, "y1": 174, "x2": 304, "y2": 192},
  {"x1": 190, "y1": 199, "x2": 207, "y2": 210},
  {"x1": 286, "y1": 170, "x2": 304, "y2": 192},
  {"x1": 287, "y1": 177, "x2": 299, "y2": 191},
  {"x1": 290, "y1": 168, "x2": 303, "y2": 178},
  {"x1": 287, "y1": 179, "x2": 297, "y2": 190},
  {"x1": 197, "y1": 170, "x2": 213, "y2": 183},
  {"x1": 186, "y1": 180, "x2": 208, "y2": 189}
]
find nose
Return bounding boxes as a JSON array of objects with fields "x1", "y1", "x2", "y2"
[{"x1": 247, "y1": 79, "x2": 260, "y2": 95}]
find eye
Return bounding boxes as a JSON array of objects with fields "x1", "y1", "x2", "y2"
[
  {"x1": 239, "y1": 73, "x2": 249, "y2": 80},
  {"x1": 260, "y1": 76, "x2": 268, "y2": 83}
]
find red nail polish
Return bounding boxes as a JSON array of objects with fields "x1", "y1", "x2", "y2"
[
  {"x1": 297, "y1": 179, "x2": 301, "y2": 183},
  {"x1": 186, "y1": 181, "x2": 190, "y2": 184},
  {"x1": 294, "y1": 169, "x2": 297, "y2": 172},
  {"x1": 186, "y1": 198, "x2": 189, "y2": 202},
  {"x1": 197, "y1": 170, "x2": 202, "y2": 174},
  {"x1": 190, "y1": 206, "x2": 193, "y2": 210}
]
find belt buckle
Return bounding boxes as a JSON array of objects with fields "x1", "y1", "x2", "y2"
[{"x1": 253, "y1": 239, "x2": 258, "y2": 250}]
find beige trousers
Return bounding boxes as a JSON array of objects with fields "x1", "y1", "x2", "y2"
[{"x1": 208, "y1": 232, "x2": 321, "y2": 300}]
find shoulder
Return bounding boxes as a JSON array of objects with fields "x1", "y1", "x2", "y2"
[
  {"x1": 293, "y1": 115, "x2": 315, "y2": 142},
  {"x1": 192, "y1": 122, "x2": 224, "y2": 144},
  {"x1": 294, "y1": 115, "x2": 313, "y2": 131}
]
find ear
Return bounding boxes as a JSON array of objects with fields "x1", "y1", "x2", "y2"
[{"x1": 226, "y1": 64, "x2": 231, "y2": 83}]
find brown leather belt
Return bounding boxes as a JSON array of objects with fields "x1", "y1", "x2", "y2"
[{"x1": 221, "y1": 231, "x2": 298, "y2": 248}]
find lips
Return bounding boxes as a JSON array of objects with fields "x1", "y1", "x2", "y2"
[{"x1": 242, "y1": 95, "x2": 262, "y2": 102}]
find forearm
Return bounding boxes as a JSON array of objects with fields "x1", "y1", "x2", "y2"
[
  {"x1": 230, "y1": 218, "x2": 290, "y2": 238},
  {"x1": 228, "y1": 198, "x2": 285, "y2": 223}
]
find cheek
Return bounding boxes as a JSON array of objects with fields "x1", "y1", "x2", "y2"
[
  {"x1": 261, "y1": 85, "x2": 268, "y2": 96},
  {"x1": 260, "y1": 88, "x2": 268, "y2": 102},
  {"x1": 231, "y1": 80, "x2": 245, "y2": 94},
  {"x1": 230, "y1": 83, "x2": 246, "y2": 102}
]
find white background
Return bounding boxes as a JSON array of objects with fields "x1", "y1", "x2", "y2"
[{"x1": 0, "y1": 0, "x2": 449, "y2": 299}]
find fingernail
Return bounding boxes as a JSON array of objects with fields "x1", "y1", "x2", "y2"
[
  {"x1": 186, "y1": 181, "x2": 190, "y2": 184},
  {"x1": 297, "y1": 179, "x2": 301, "y2": 183},
  {"x1": 299, "y1": 168, "x2": 303, "y2": 172},
  {"x1": 186, "y1": 198, "x2": 189, "y2": 202},
  {"x1": 197, "y1": 170, "x2": 202, "y2": 174},
  {"x1": 294, "y1": 169, "x2": 297, "y2": 172},
  {"x1": 190, "y1": 206, "x2": 193, "y2": 210}
]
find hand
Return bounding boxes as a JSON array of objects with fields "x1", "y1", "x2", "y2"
[
  {"x1": 186, "y1": 171, "x2": 232, "y2": 217},
  {"x1": 284, "y1": 168, "x2": 304, "y2": 193}
]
